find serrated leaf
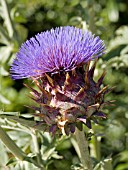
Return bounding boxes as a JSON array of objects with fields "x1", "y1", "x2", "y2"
[
  {"x1": 0, "y1": 111, "x2": 19, "y2": 116},
  {"x1": 0, "y1": 114, "x2": 47, "y2": 131}
]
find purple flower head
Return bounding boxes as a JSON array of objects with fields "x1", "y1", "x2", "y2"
[{"x1": 10, "y1": 26, "x2": 105, "y2": 80}]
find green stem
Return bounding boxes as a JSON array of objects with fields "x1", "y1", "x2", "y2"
[
  {"x1": 0, "y1": 126, "x2": 26, "y2": 160},
  {"x1": 94, "y1": 136, "x2": 101, "y2": 161},
  {"x1": 0, "y1": 126, "x2": 43, "y2": 169},
  {"x1": 31, "y1": 129, "x2": 43, "y2": 168},
  {"x1": 75, "y1": 128, "x2": 93, "y2": 170}
]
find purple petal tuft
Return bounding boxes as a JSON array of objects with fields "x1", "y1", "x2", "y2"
[{"x1": 10, "y1": 26, "x2": 105, "y2": 80}]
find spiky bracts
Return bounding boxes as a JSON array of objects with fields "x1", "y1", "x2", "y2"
[
  {"x1": 10, "y1": 26, "x2": 112, "y2": 135},
  {"x1": 25, "y1": 60, "x2": 113, "y2": 135}
]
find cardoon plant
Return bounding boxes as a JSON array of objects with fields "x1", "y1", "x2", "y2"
[{"x1": 10, "y1": 26, "x2": 111, "y2": 169}]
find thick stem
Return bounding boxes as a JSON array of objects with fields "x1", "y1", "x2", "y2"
[
  {"x1": 0, "y1": 126, "x2": 26, "y2": 160},
  {"x1": 75, "y1": 128, "x2": 93, "y2": 170}
]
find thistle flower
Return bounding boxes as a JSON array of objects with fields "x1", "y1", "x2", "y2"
[{"x1": 10, "y1": 26, "x2": 112, "y2": 135}]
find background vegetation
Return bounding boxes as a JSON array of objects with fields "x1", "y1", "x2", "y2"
[{"x1": 0, "y1": 0, "x2": 128, "y2": 169}]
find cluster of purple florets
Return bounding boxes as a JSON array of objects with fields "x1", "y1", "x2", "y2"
[{"x1": 10, "y1": 26, "x2": 105, "y2": 80}]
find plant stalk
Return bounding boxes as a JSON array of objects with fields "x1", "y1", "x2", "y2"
[
  {"x1": 75, "y1": 128, "x2": 93, "y2": 170},
  {"x1": 0, "y1": 125, "x2": 26, "y2": 160},
  {"x1": 31, "y1": 129, "x2": 43, "y2": 167},
  {"x1": 94, "y1": 136, "x2": 101, "y2": 161}
]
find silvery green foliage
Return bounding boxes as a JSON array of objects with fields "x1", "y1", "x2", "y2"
[{"x1": 0, "y1": 0, "x2": 128, "y2": 170}]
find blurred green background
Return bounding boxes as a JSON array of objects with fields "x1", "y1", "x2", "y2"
[{"x1": 0, "y1": 0, "x2": 128, "y2": 170}]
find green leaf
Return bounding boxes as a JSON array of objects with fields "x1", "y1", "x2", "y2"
[
  {"x1": 115, "y1": 163, "x2": 128, "y2": 170},
  {"x1": 0, "y1": 24, "x2": 10, "y2": 45},
  {"x1": 15, "y1": 24, "x2": 28, "y2": 44},
  {"x1": 94, "y1": 157, "x2": 112, "y2": 170},
  {"x1": 0, "y1": 66, "x2": 9, "y2": 76},
  {"x1": 11, "y1": 6, "x2": 27, "y2": 23},
  {"x1": 0, "y1": 111, "x2": 19, "y2": 116},
  {"x1": 0, "y1": 140, "x2": 8, "y2": 166},
  {"x1": 107, "y1": 0, "x2": 119, "y2": 22},
  {"x1": 41, "y1": 146, "x2": 57, "y2": 160},
  {"x1": 0, "y1": 46, "x2": 12, "y2": 63},
  {"x1": 0, "y1": 94, "x2": 11, "y2": 104},
  {"x1": 0, "y1": 114, "x2": 47, "y2": 131},
  {"x1": 6, "y1": 157, "x2": 17, "y2": 166},
  {"x1": 70, "y1": 0, "x2": 80, "y2": 7},
  {"x1": 103, "y1": 157, "x2": 113, "y2": 170},
  {"x1": 118, "y1": 150, "x2": 128, "y2": 162}
]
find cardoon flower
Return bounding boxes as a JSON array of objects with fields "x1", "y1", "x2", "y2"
[{"x1": 10, "y1": 26, "x2": 112, "y2": 135}]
